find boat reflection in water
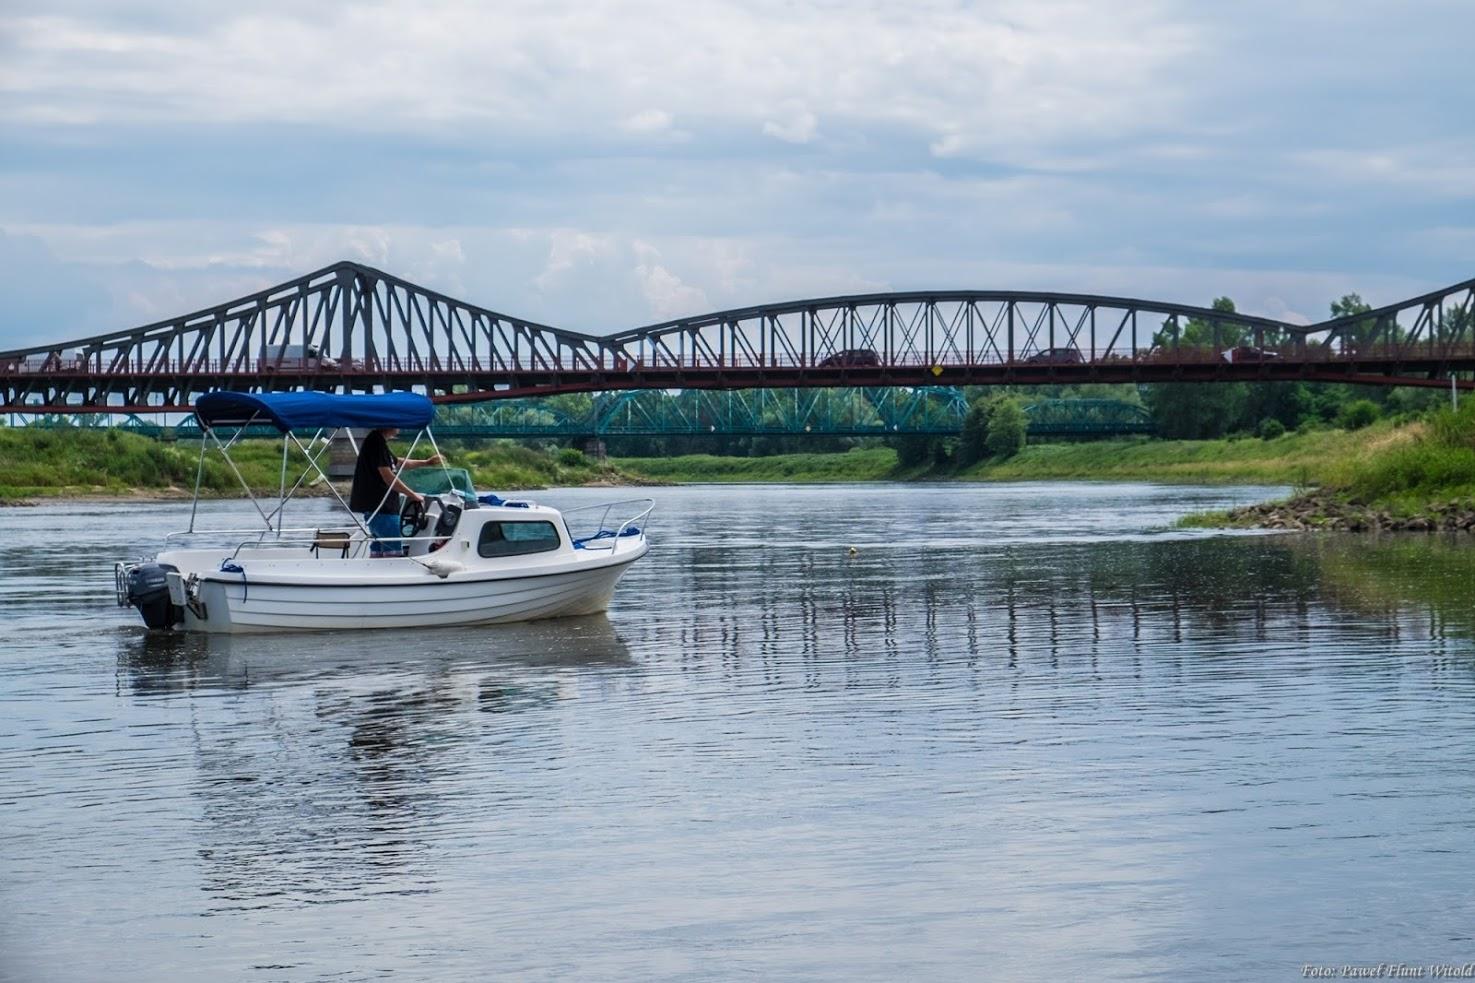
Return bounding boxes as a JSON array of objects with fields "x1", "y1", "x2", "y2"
[{"x1": 115, "y1": 616, "x2": 634, "y2": 907}]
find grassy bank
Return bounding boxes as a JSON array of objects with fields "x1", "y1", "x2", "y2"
[
  {"x1": 0, "y1": 429, "x2": 634, "y2": 500},
  {"x1": 956, "y1": 428, "x2": 1371, "y2": 485},
  {"x1": 1183, "y1": 406, "x2": 1475, "y2": 529},
  {"x1": 614, "y1": 447, "x2": 903, "y2": 483},
  {"x1": 618, "y1": 427, "x2": 1375, "y2": 486}
]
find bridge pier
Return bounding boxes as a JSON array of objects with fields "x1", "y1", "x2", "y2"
[
  {"x1": 582, "y1": 438, "x2": 607, "y2": 462},
  {"x1": 327, "y1": 430, "x2": 361, "y2": 479}
]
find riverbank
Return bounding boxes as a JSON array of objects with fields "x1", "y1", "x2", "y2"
[
  {"x1": 616, "y1": 426, "x2": 1371, "y2": 486},
  {"x1": 0, "y1": 429, "x2": 640, "y2": 501},
  {"x1": 616, "y1": 418, "x2": 1475, "y2": 533},
  {"x1": 1185, "y1": 491, "x2": 1475, "y2": 532},
  {"x1": 1181, "y1": 406, "x2": 1475, "y2": 531},
  {"x1": 7, "y1": 418, "x2": 1460, "y2": 535}
]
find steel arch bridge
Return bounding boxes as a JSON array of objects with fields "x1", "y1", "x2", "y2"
[{"x1": 3, "y1": 260, "x2": 1474, "y2": 413}]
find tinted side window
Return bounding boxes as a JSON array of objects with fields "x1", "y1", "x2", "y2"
[{"x1": 478, "y1": 521, "x2": 562, "y2": 558}]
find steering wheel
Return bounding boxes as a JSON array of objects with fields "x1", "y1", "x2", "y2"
[{"x1": 399, "y1": 497, "x2": 429, "y2": 539}]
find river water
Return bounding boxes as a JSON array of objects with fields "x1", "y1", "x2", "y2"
[{"x1": 3, "y1": 482, "x2": 1475, "y2": 982}]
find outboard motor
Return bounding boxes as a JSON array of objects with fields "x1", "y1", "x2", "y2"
[{"x1": 118, "y1": 562, "x2": 183, "y2": 629}]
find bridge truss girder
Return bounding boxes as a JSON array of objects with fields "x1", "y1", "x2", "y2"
[
  {"x1": 427, "y1": 387, "x2": 974, "y2": 438},
  {"x1": 3, "y1": 261, "x2": 1474, "y2": 413},
  {"x1": 7, "y1": 391, "x2": 1157, "y2": 440}
]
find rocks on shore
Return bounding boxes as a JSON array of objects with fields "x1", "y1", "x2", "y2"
[{"x1": 1226, "y1": 491, "x2": 1475, "y2": 532}]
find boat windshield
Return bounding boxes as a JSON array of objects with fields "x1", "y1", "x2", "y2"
[{"x1": 403, "y1": 466, "x2": 477, "y2": 500}]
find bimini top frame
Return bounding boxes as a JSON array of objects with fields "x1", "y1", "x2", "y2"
[{"x1": 181, "y1": 389, "x2": 449, "y2": 548}]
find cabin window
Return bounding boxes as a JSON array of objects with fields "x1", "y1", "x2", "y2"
[{"x1": 477, "y1": 520, "x2": 562, "y2": 558}]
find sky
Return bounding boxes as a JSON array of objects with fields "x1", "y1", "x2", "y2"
[{"x1": 1, "y1": 0, "x2": 1473, "y2": 349}]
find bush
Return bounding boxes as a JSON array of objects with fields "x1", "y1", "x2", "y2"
[
  {"x1": 1337, "y1": 400, "x2": 1380, "y2": 430},
  {"x1": 957, "y1": 399, "x2": 990, "y2": 466},
  {"x1": 984, "y1": 398, "x2": 1028, "y2": 459},
  {"x1": 556, "y1": 447, "x2": 587, "y2": 467},
  {"x1": 1258, "y1": 418, "x2": 1286, "y2": 440},
  {"x1": 1429, "y1": 402, "x2": 1475, "y2": 447},
  {"x1": 893, "y1": 435, "x2": 934, "y2": 469}
]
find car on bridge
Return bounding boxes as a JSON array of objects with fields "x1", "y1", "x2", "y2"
[
  {"x1": 1023, "y1": 347, "x2": 1083, "y2": 365},
  {"x1": 13, "y1": 351, "x2": 84, "y2": 373},
  {"x1": 818, "y1": 348, "x2": 881, "y2": 368},
  {"x1": 1225, "y1": 346, "x2": 1282, "y2": 363},
  {"x1": 258, "y1": 344, "x2": 338, "y2": 372}
]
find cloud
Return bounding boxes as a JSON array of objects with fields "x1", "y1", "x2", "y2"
[
  {"x1": 1, "y1": 0, "x2": 1473, "y2": 347},
  {"x1": 763, "y1": 104, "x2": 817, "y2": 144},
  {"x1": 0, "y1": 0, "x2": 1192, "y2": 163},
  {"x1": 621, "y1": 109, "x2": 673, "y2": 135},
  {"x1": 633, "y1": 241, "x2": 709, "y2": 320},
  {"x1": 534, "y1": 231, "x2": 615, "y2": 292}
]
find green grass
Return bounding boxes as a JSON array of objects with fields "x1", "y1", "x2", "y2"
[
  {"x1": 1332, "y1": 405, "x2": 1475, "y2": 513},
  {"x1": 618, "y1": 428, "x2": 1379, "y2": 486},
  {"x1": 0, "y1": 429, "x2": 637, "y2": 499},
  {"x1": 1176, "y1": 407, "x2": 1475, "y2": 525},
  {"x1": 0, "y1": 427, "x2": 252, "y2": 498},
  {"x1": 961, "y1": 429, "x2": 1367, "y2": 485},
  {"x1": 616, "y1": 446, "x2": 901, "y2": 482},
  {"x1": 456, "y1": 441, "x2": 633, "y2": 490}
]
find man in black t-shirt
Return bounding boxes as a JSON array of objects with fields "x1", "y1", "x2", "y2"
[{"x1": 348, "y1": 428, "x2": 445, "y2": 557}]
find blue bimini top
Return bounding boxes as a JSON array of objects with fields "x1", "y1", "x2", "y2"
[{"x1": 194, "y1": 390, "x2": 436, "y2": 432}]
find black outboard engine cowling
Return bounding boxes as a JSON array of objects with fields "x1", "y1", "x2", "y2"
[{"x1": 126, "y1": 563, "x2": 183, "y2": 629}]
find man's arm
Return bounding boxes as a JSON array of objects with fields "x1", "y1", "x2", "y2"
[
  {"x1": 401, "y1": 453, "x2": 446, "y2": 471},
  {"x1": 378, "y1": 465, "x2": 424, "y2": 504}
]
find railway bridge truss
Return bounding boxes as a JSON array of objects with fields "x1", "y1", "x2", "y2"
[{"x1": 8, "y1": 394, "x2": 1155, "y2": 440}]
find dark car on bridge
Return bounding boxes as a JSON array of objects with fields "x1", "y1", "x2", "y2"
[
  {"x1": 818, "y1": 348, "x2": 881, "y2": 368},
  {"x1": 1024, "y1": 347, "x2": 1083, "y2": 365}
]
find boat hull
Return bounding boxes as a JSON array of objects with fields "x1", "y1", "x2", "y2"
[{"x1": 172, "y1": 546, "x2": 645, "y2": 634}]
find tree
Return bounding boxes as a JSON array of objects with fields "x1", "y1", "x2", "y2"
[
  {"x1": 894, "y1": 435, "x2": 934, "y2": 468},
  {"x1": 1145, "y1": 381, "x2": 1248, "y2": 439},
  {"x1": 957, "y1": 398, "x2": 991, "y2": 465},
  {"x1": 1336, "y1": 399, "x2": 1380, "y2": 430},
  {"x1": 984, "y1": 397, "x2": 1028, "y2": 458},
  {"x1": 1152, "y1": 296, "x2": 1245, "y2": 351},
  {"x1": 1329, "y1": 293, "x2": 1380, "y2": 351},
  {"x1": 1144, "y1": 297, "x2": 1251, "y2": 438}
]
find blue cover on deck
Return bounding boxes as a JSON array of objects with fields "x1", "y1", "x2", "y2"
[{"x1": 194, "y1": 391, "x2": 435, "y2": 432}]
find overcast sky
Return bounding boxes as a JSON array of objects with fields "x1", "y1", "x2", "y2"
[{"x1": 1, "y1": 0, "x2": 1472, "y2": 347}]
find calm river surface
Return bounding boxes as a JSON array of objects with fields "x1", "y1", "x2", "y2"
[{"x1": 4, "y1": 482, "x2": 1475, "y2": 982}]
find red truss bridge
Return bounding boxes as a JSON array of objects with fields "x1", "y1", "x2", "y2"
[{"x1": 2, "y1": 261, "x2": 1474, "y2": 413}]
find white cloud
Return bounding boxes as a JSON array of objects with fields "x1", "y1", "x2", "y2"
[
  {"x1": 430, "y1": 238, "x2": 465, "y2": 265},
  {"x1": 534, "y1": 230, "x2": 615, "y2": 292},
  {"x1": 632, "y1": 241, "x2": 708, "y2": 320},
  {"x1": 3, "y1": 0, "x2": 1473, "y2": 347},
  {"x1": 762, "y1": 104, "x2": 817, "y2": 144},
  {"x1": 345, "y1": 227, "x2": 392, "y2": 266},
  {"x1": 0, "y1": 0, "x2": 1194, "y2": 163},
  {"x1": 621, "y1": 109, "x2": 673, "y2": 134}
]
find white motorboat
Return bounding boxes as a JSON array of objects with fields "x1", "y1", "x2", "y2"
[{"x1": 115, "y1": 390, "x2": 651, "y2": 634}]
